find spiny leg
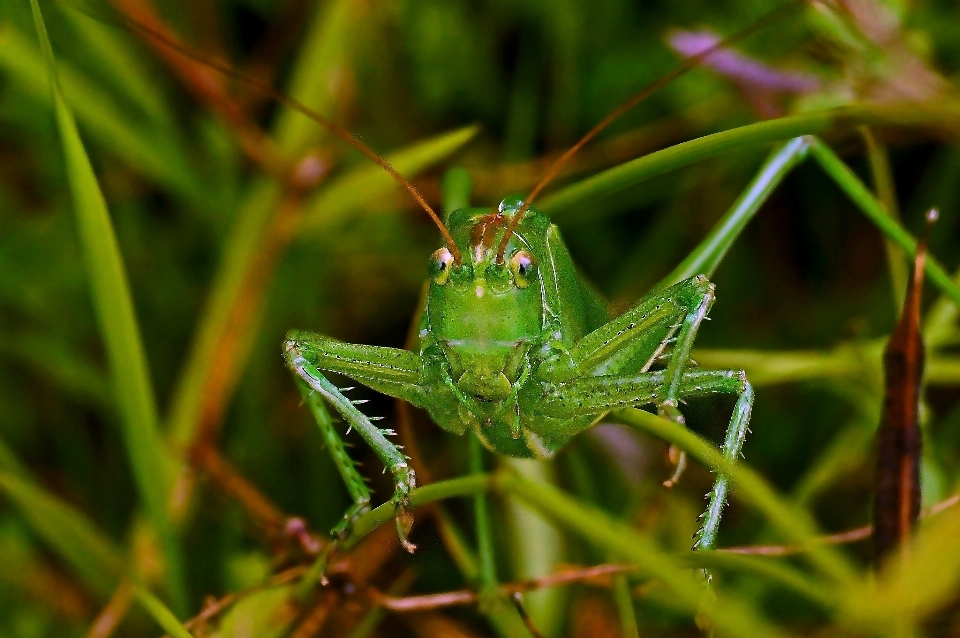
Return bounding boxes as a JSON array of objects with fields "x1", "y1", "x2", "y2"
[
  {"x1": 285, "y1": 341, "x2": 418, "y2": 552},
  {"x1": 565, "y1": 276, "x2": 716, "y2": 483},
  {"x1": 695, "y1": 374, "x2": 753, "y2": 552},
  {"x1": 537, "y1": 368, "x2": 753, "y2": 550},
  {"x1": 655, "y1": 279, "x2": 714, "y2": 487},
  {"x1": 294, "y1": 379, "x2": 371, "y2": 538}
]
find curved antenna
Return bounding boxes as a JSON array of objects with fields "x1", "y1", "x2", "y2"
[
  {"x1": 92, "y1": 2, "x2": 463, "y2": 264},
  {"x1": 495, "y1": 0, "x2": 806, "y2": 264}
]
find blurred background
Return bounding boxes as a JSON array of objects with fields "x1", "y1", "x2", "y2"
[{"x1": 3, "y1": 0, "x2": 960, "y2": 635}]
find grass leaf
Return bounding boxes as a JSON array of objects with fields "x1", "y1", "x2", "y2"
[
  {"x1": 0, "y1": 471, "x2": 123, "y2": 597},
  {"x1": 29, "y1": 0, "x2": 187, "y2": 614}
]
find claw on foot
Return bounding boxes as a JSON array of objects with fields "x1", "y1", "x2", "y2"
[
  {"x1": 393, "y1": 466, "x2": 418, "y2": 553},
  {"x1": 396, "y1": 505, "x2": 417, "y2": 553},
  {"x1": 662, "y1": 445, "x2": 687, "y2": 488}
]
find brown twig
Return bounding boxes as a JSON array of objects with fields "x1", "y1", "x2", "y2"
[
  {"x1": 719, "y1": 493, "x2": 960, "y2": 556},
  {"x1": 159, "y1": 566, "x2": 305, "y2": 637},
  {"x1": 190, "y1": 443, "x2": 326, "y2": 555},
  {"x1": 289, "y1": 592, "x2": 339, "y2": 638},
  {"x1": 372, "y1": 564, "x2": 633, "y2": 612},
  {"x1": 511, "y1": 593, "x2": 546, "y2": 638},
  {"x1": 102, "y1": 0, "x2": 275, "y2": 168},
  {"x1": 84, "y1": 579, "x2": 133, "y2": 638}
]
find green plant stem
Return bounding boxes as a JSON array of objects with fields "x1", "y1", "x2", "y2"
[
  {"x1": 861, "y1": 127, "x2": 908, "y2": 307},
  {"x1": 498, "y1": 469, "x2": 789, "y2": 638},
  {"x1": 470, "y1": 437, "x2": 498, "y2": 591},
  {"x1": 135, "y1": 586, "x2": 194, "y2": 638},
  {"x1": 614, "y1": 408, "x2": 857, "y2": 585},
  {"x1": 540, "y1": 103, "x2": 959, "y2": 218},
  {"x1": 344, "y1": 474, "x2": 492, "y2": 548},
  {"x1": 661, "y1": 136, "x2": 812, "y2": 287},
  {"x1": 612, "y1": 573, "x2": 639, "y2": 638},
  {"x1": 30, "y1": 0, "x2": 186, "y2": 613},
  {"x1": 809, "y1": 138, "x2": 960, "y2": 306}
]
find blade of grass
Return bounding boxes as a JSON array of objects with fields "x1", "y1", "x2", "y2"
[
  {"x1": 0, "y1": 26, "x2": 201, "y2": 201},
  {"x1": 297, "y1": 125, "x2": 480, "y2": 234},
  {"x1": 29, "y1": 0, "x2": 187, "y2": 614},
  {"x1": 135, "y1": 586, "x2": 195, "y2": 638},
  {"x1": 540, "y1": 103, "x2": 960, "y2": 219},
  {"x1": 861, "y1": 127, "x2": 908, "y2": 306},
  {"x1": 692, "y1": 346, "x2": 870, "y2": 386},
  {"x1": 0, "y1": 471, "x2": 123, "y2": 597},
  {"x1": 469, "y1": 437, "x2": 530, "y2": 638},
  {"x1": 167, "y1": 125, "x2": 479, "y2": 450},
  {"x1": 614, "y1": 408, "x2": 857, "y2": 585},
  {"x1": 659, "y1": 136, "x2": 812, "y2": 287},
  {"x1": 499, "y1": 469, "x2": 790, "y2": 638},
  {"x1": 345, "y1": 474, "x2": 492, "y2": 547},
  {"x1": 809, "y1": 138, "x2": 960, "y2": 307},
  {"x1": 60, "y1": 2, "x2": 176, "y2": 129}
]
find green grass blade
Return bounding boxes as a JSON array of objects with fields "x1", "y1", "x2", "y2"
[
  {"x1": 499, "y1": 470, "x2": 790, "y2": 638},
  {"x1": 809, "y1": 138, "x2": 960, "y2": 307},
  {"x1": 539, "y1": 104, "x2": 957, "y2": 218},
  {"x1": 297, "y1": 124, "x2": 480, "y2": 234},
  {"x1": 60, "y1": 3, "x2": 175, "y2": 129},
  {"x1": 271, "y1": 0, "x2": 366, "y2": 152},
  {"x1": 167, "y1": 125, "x2": 478, "y2": 450},
  {"x1": 693, "y1": 347, "x2": 869, "y2": 387},
  {"x1": 687, "y1": 551, "x2": 837, "y2": 610},
  {"x1": 0, "y1": 26, "x2": 201, "y2": 201},
  {"x1": 345, "y1": 474, "x2": 492, "y2": 547},
  {"x1": 29, "y1": 0, "x2": 187, "y2": 614},
  {"x1": 0, "y1": 332, "x2": 111, "y2": 408},
  {"x1": 135, "y1": 586, "x2": 195, "y2": 638},
  {"x1": 0, "y1": 471, "x2": 123, "y2": 597},
  {"x1": 659, "y1": 136, "x2": 812, "y2": 287},
  {"x1": 615, "y1": 408, "x2": 857, "y2": 585}
]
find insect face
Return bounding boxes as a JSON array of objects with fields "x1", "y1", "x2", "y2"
[{"x1": 425, "y1": 199, "x2": 544, "y2": 410}]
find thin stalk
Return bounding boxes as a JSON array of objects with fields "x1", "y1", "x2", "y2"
[
  {"x1": 30, "y1": 0, "x2": 186, "y2": 612},
  {"x1": 498, "y1": 469, "x2": 789, "y2": 637},
  {"x1": 470, "y1": 437, "x2": 498, "y2": 591},
  {"x1": 612, "y1": 574, "x2": 639, "y2": 638},
  {"x1": 470, "y1": 438, "x2": 529, "y2": 638},
  {"x1": 809, "y1": 139, "x2": 960, "y2": 307},
  {"x1": 540, "y1": 103, "x2": 960, "y2": 219},
  {"x1": 861, "y1": 127, "x2": 908, "y2": 306},
  {"x1": 134, "y1": 586, "x2": 194, "y2": 638},
  {"x1": 660, "y1": 135, "x2": 812, "y2": 287},
  {"x1": 344, "y1": 474, "x2": 492, "y2": 548},
  {"x1": 614, "y1": 408, "x2": 858, "y2": 585}
]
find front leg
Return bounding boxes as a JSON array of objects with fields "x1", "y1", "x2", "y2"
[{"x1": 284, "y1": 331, "x2": 424, "y2": 551}]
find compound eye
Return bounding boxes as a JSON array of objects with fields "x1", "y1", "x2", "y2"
[
  {"x1": 429, "y1": 247, "x2": 455, "y2": 284},
  {"x1": 508, "y1": 250, "x2": 535, "y2": 288}
]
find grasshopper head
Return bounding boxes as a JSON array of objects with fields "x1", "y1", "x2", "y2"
[{"x1": 426, "y1": 198, "x2": 545, "y2": 406}]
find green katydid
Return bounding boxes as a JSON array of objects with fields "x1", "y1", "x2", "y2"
[
  {"x1": 284, "y1": 196, "x2": 753, "y2": 553},
  {"x1": 278, "y1": 5, "x2": 807, "y2": 551}
]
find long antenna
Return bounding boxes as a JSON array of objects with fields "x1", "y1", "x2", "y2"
[
  {"x1": 495, "y1": 0, "x2": 807, "y2": 264},
  {"x1": 83, "y1": 1, "x2": 463, "y2": 265}
]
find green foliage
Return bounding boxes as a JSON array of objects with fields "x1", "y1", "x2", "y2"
[{"x1": 3, "y1": 0, "x2": 960, "y2": 635}]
